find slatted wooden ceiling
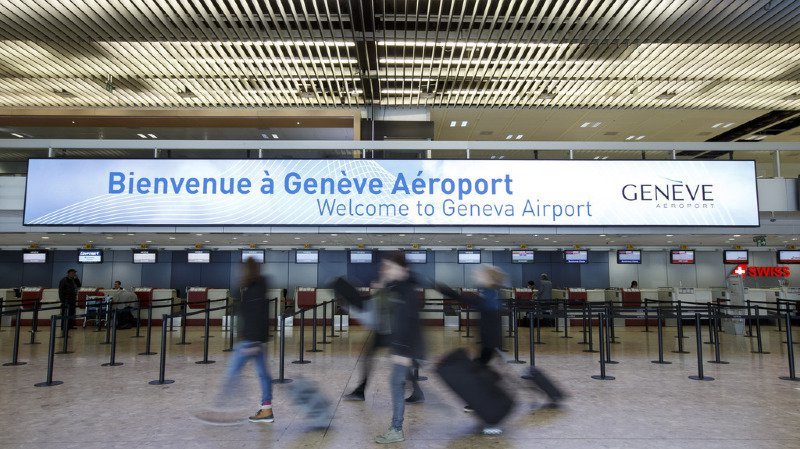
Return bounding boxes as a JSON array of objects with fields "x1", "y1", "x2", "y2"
[{"x1": 0, "y1": 0, "x2": 798, "y2": 109}]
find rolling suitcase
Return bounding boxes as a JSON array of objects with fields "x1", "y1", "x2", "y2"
[
  {"x1": 436, "y1": 348, "x2": 515, "y2": 425},
  {"x1": 524, "y1": 366, "x2": 565, "y2": 403}
]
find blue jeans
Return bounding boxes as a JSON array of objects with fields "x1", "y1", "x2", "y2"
[
  {"x1": 390, "y1": 363, "x2": 410, "y2": 430},
  {"x1": 220, "y1": 341, "x2": 272, "y2": 405}
]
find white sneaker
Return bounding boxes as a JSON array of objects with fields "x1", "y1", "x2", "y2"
[{"x1": 481, "y1": 426, "x2": 503, "y2": 435}]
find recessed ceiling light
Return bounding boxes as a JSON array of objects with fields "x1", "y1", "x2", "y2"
[
  {"x1": 357, "y1": 238, "x2": 363, "y2": 241},
  {"x1": 482, "y1": 237, "x2": 488, "y2": 240},
  {"x1": 195, "y1": 233, "x2": 203, "y2": 236},
  {"x1": 147, "y1": 133, "x2": 157, "y2": 139},
  {"x1": 41, "y1": 236, "x2": 49, "y2": 239},
  {"x1": 232, "y1": 237, "x2": 238, "y2": 240},
  {"x1": 11, "y1": 133, "x2": 24, "y2": 138},
  {"x1": 146, "y1": 240, "x2": 152, "y2": 243},
  {"x1": 728, "y1": 238, "x2": 735, "y2": 241},
  {"x1": 667, "y1": 241, "x2": 672, "y2": 243},
  {"x1": 294, "y1": 237, "x2": 300, "y2": 240},
  {"x1": 449, "y1": 121, "x2": 457, "y2": 127},
  {"x1": 733, "y1": 234, "x2": 741, "y2": 237},
  {"x1": 635, "y1": 135, "x2": 645, "y2": 140},
  {"x1": 169, "y1": 237, "x2": 176, "y2": 240},
  {"x1": 127, "y1": 233, "x2": 134, "y2": 236},
  {"x1": 399, "y1": 234, "x2": 405, "y2": 237},
  {"x1": 204, "y1": 240, "x2": 210, "y2": 243},
  {"x1": 296, "y1": 121, "x2": 300, "y2": 125},
  {"x1": 330, "y1": 233, "x2": 338, "y2": 236},
  {"x1": 419, "y1": 237, "x2": 425, "y2": 240},
  {"x1": 465, "y1": 234, "x2": 473, "y2": 237},
  {"x1": 505, "y1": 134, "x2": 513, "y2": 140},
  {"x1": 666, "y1": 234, "x2": 673, "y2": 237},
  {"x1": 137, "y1": 133, "x2": 147, "y2": 138},
  {"x1": 61, "y1": 233, "x2": 66, "y2": 236},
  {"x1": 461, "y1": 121, "x2": 468, "y2": 127},
  {"x1": 543, "y1": 237, "x2": 549, "y2": 240},
  {"x1": 262, "y1": 240, "x2": 268, "y2": 243},
  {"x1": 106, "y1": 236, "x2": 113, "y2": 240},
  {"x1": 379, "y1": 241, "x2": 383, "y2": 243},
  {"x1": 271, "y1": 134, "x2": 279, "y2": 139},
  {"x1": 515, "y1": 134, "x2": 523, "y2": 140},
  {"x1": 581, "y1": 122, "x2": 601, "y2": 128}
]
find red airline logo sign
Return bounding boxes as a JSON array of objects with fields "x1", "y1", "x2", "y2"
[{"x1": 732, "y1": 264, "x2": 790, "y2": 277}]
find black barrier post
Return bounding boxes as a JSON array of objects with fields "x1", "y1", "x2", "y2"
[
  {"x1": 223, "y1": 309, "x2": 235, "y2": 353},
  {"x1": 535, "y1": 308, "x2": 542, "y2": 344},
  {"x1": 27, "y1": 308, "x2": 40, "y2": 345},
  {"x1": 509, "y1": 305, "x2": 525, "y2": 364},
  {"x1": 99, "y1": 303, "x2": 112, "y2": 344},
  {"x1": 643, "y1": 302, "x2": 650, "y2": 333},
  {"x1": 779, "y1": 311, "x2": 799, "y2": 381},
  {"x1": 507, "y1": 307, "x2": 514, "y2": 338},
  {"x1": 673, "y1": 302, "x2": 689, "y2": 354},
  {"x1": 584, "y1": 308, "x2": 598, "y2": 353},
  {"x1": 274, "y1": 297, "x2": 279, "y2": 333},
  {"x1": 776, "y1": 300, "x2": 784, "y2": 333},
  {"x1": 704, "y1": 304, "x2": 715, "y2": 345},
  {"x1": 293, "y1": 310, "x2": 311, "y2": 364},
  {"x1": 745, "y1": 300, "x2": 754, "y2": 338},
  {"x1": 319, "y1": 301, "x2": 330, "y2": 345},
  {"x1": 149, "y1": 314, "x2": 175, "y2": 385},
  {"x1": 708, "y1": 308, "x2": 729, "y2": 365},
  {"x1": 200, "y1": 300, "x2": 214, "y2": 340},
  {"x1": 102, "y1": 310, "x2": 123, "y2": 366},
  {"x1": 561, "y1": 301, "x2": 572, "y2": 339},
  {"x1": 651, "y1": 308, "x2": 671, "y2": 365},
  {"x1": 579, "y1": 302, "x2": 588, "y2": 345},
  {"x1": 339, "y1": 312, "x2": 344, "y2": 333},
  {"x1": 3, "y1": 309, "x2": 27, "y2": 366},
  {"x1": 133, "y1": 305, "x2": 142, "y2": 338},
  {"x1": 177, "y1": 302, "x2": 190, "y2": 345},
  {"x1": 591, "y1": 313, "x2": 614, "y2": 380},
  {"x1": 308, "y1": 304, "x2": 322, "y2": 353},
  {"x1": 457, "y1": 305, "x2": 462, "y2": 333},
  {"x1": 139, "y1": 303, "x2": 156, "y2": 355},
  {"x1": 57, "y1": 312, "x2": 73, "y2": 354},
  {"x1": 465, "y1": 308, "x2": 472, "y2": 338},
  {"x1": 604, "y1": 304, "x2": 618, "y2": 364},
  {"x1": 553, "y1": 300, "x2": 560, "y2": 332},
  {"x1": 752, "y1": 305, "x2": 769, "y2": 354},
  {"x1": 688, "y1": 313, "x2": 713, "y2": 381},
  {"x1": 274, "y1": 312, "x2": 292, "y2": 384},
  {"x1": 608, "y1": 301, "x2": 618, "y2": 343},
  {"x1": 34, "y1": 315, "x2": 63, "y2": 387},
  {"x1": 522, "y1": 316, "x2": 536, "y2": 375},
  {"x1": 196, "y1": 306, "x2": 215, "y2": 364}
]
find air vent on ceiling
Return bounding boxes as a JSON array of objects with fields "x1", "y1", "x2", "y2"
[{"x1": 603, "y1": 132, "x2": 619, "y2": 136}]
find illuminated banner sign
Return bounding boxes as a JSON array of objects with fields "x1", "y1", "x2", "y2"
[
  {"x1": 732, "y1": 264, "x2": 790, "y2": 277},
  {"x1": 23, "y1": 159, "x2": 759, "y2": 226}
]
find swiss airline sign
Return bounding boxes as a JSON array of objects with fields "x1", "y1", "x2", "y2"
[{"x1": 732, "y1": 264, "x2": 791, "y2": 277}]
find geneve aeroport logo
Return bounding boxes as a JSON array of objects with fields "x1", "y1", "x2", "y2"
[
  {"x1": 732, "y1": 264, "x2": 790, "y2": 277},
  {"x1": 621, "y1": 178, "x2": 714, "y2": 209}
]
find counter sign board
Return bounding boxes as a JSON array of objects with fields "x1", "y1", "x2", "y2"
[{"x1": 23, "y1": 159, "x2": 759, "y2": 227}]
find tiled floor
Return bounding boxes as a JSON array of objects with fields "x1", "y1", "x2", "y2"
[{"x1": 0, "y1": 320, "x2": 798, "y2": 448}]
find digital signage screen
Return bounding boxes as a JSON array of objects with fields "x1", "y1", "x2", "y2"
[
  {"x1": 511, "y1": 250, "x2": 534, "y2": 264},
  {"x1": 23, "y1": 249, "x2": 47, "y2": 263},
  {"x1": 458, "y1": 250, "x2": 481, "y2": 264},
  {"x1": 670, "y1": 250, "x2": 695, "y2": 264},
  {"x1": 723, "y1": 250, "x2": 748, "y2": 264},
  {"x1": 133, "y1": 250, "x2": 157, "y2": 264},
  {"x1": 777, "y1": 250, "x2": 800, "y2": 264},
  {"x1": 187, "y1": 250, "x2": 211, "y2": 263},
  {"x1": 564, "y1": 250, "x2": 588, "y2": 264},
  {"x1": 617, "y1": 250, "x2": 642, "y2": 264},
  {"x1": 405, "y1": 250, "x2": 427, "y2": 264},
  {"x1": 296, "y1": 250, "x2": 319, "y2": 264},
  {"x1": 78, "y1": 249, "x2": 103, "y2": 263},
  {"x1": 349, "y1": 250, "x2": 373, "y2": 264},
  {"x1": 241, "y1": 249, "x2": 265, "y2": 264}
]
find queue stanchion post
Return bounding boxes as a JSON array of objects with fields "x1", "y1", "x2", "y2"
[
  {"x1": 34, "y1": 315, "x2": 63, "y2": 387},
  {"x1": 745, "y1": 300, "x2": 754, "y2": 338},
  {"x1": 196, "y1": 305, "x2": 215, "y2": 364},
  {"x1": 465, "y1": 307, "x2": 472, "y2": 338},
  {"x1": 561, "y1": 300, "x2": 572, "y2": 339},
  {"x1": 102, "y1": 310, "x2": 123, "y2": 366},
  {"x1": 535, "y1": 307, "x2": 542, "y2": 344},
  {"x1": 274, "y1": 297, "x2": 279, "y2": 333},
  {"x1": 552, "y1": 300, "x2": 560, "y2": 333},
  {"x1": 139, "y1": 302, "x2": 156, "y2": 355},
  {"x1": 591, "y1": 313, "x2": 614, "y2": 381},
  {"x1": 308, "y1": 304, "x2": 322, "y2": 353},
  {"x1": 579, "y1": 302, "x2": 588, "y2": 345},
  {"x1": 56, "y1": 311, "x2": 73, "y2": 354},
  {"x1": 177, "y1": 301, "x2": 190, "y2": 345},
  {"x1": 274, "y1": 312, "x2": 292, "y2": 384},
  {"x1": 521, "y1": 310, "x2": 536, "y2": 377},
  {"x1": 319, "y1": 301, "x2": 330, "y2": 345},
  {"x1": 673, "y1": 301, "x2": 689, "y2": 354},
  {"x1": 708, "y1": 306, "x2": 728, "y2": 365},
  {"x1": 688, "y1": 313, "x2": 713, "y2": 381},
  {"x1": 223, "y1": 301, "x2": 234, "y2": 353},
  {"x1": 200, "y1": 300, "x2": 214, "y2": 339},
  {"x1": 751, "y1": 305, "x2": 769, "y2": 354},
  {"x1": 608, "y1": 301, "x2": 618, "y2": 343},
  {"x1": 329, "y1": 302, "x2": 339, "y2": 338},
  {"x1": 149, "y1": 314, "x2": 174, "y2": 385},
  {"x1": 457, "y1": 305, "x2": 462, "y2": 333},
  {"x1": 583, "y1": 308, "x2": 598, "y2": 353},
  {"x1": 779, "y1": 310, "x2": 799, "y2": 381},
  {"x1": 338, "y1": 312, "x2": 344, "y2": 333},
  {"x1": 27, "y1": 307, "x2": 40, "y2": 345},
  {"x1": 292, "y1": 309, "x2": 310, "y2": 364},
  {"x1": 3, "y1": 309, "x2": 27, "y2": 366},
  {"x1": 604, "y1": 304, "x2": 617, "y2": 364},
  {"x1": 704, "y1": 303, "x2": 715, "y2": 345},
  {"x1": 508, "y1": 305, "x2": 525, "y2": 364},
  {"x1": 99, "y1": 301, "x2": 112, "y2": 344},
  {"x1": 651, "y1": 308, "x2": 671, "y2": 365},
  {"x1": 643, "y1": 301, "x2": 650, "y2": 333},
  {"x1": 133, "y1": 304, "x2": 142, "y2": 338},
  {"x1": 507, "y1": 307, "x2": 514, "y2": 338}
]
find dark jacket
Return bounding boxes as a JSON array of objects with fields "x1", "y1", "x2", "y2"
[
  {"x1": 438, "y1": 285, "x2": 502, "y2": 351},
  {"x1": 387, "y1": 277, "x2": 425, "y2": 360},
  {"x1": 58, "y1": 276, "x2": 81, "y2": 304},
  {"x1": 238, "y1": 276, "x2": 269, "y2": 343}
]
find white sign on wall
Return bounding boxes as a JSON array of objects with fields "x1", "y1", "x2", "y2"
[{"x1": 24, "y1": 159, "x2": 759, "y2": 226}]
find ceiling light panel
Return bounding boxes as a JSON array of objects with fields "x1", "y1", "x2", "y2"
[{"x1": 0, "y1": 1, "x2": 798, "y2": 108}]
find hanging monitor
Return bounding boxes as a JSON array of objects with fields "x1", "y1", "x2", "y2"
[
  {"x1": 511, "y1": 250, "x2": 534, "y2": 264},
  {"x1": 458, "y1": 250, "x2": 481, "y2": 264},
  {"x1": 617, "y1": 250, "x2": 642, "y2": 264},
  {"x1": 23, "y1": 249, "x2": 47, "y2": 263},
  {"x1": 405, "y1": 250, "x2": 427, "y2": 264},
  {"x1": 241, "y1": 249, "x2": 265, "y2": 264},
  {"x1": 187, "y1": 250, "x2": 211, "y2": 263},
  {"x1": 132, "y1": 249, "x2": 157, "y2": 264},
  {"x1": 349, "y1": 250, "x2": 373, "y2": 264},
  {"x1": 78, "y1": 249, "x2": 103, "y2": 264},
  {"x1": 670, "y1": 250, "x2": 695, "y2": 264},
  {"x1": 777, "y1": 250, "x2": 800, "y2": 264},
  {"x1": 296, "y1": 249, "x2": 319, "y2": 264},
  {"x1": 723, "y1": 250, "x2": 748, "y2": 264},
  {"x1": 564, "y1": 250, "x2": 588, "y2": 264}
]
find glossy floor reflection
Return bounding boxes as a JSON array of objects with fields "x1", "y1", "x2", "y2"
[{"x1": 0, "y1": 320, "x2": 798, "y2": 448}]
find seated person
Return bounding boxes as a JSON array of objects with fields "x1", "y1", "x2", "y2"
[{"x1": 629, "y1": 281, "x2": 639, "y2": 289}]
